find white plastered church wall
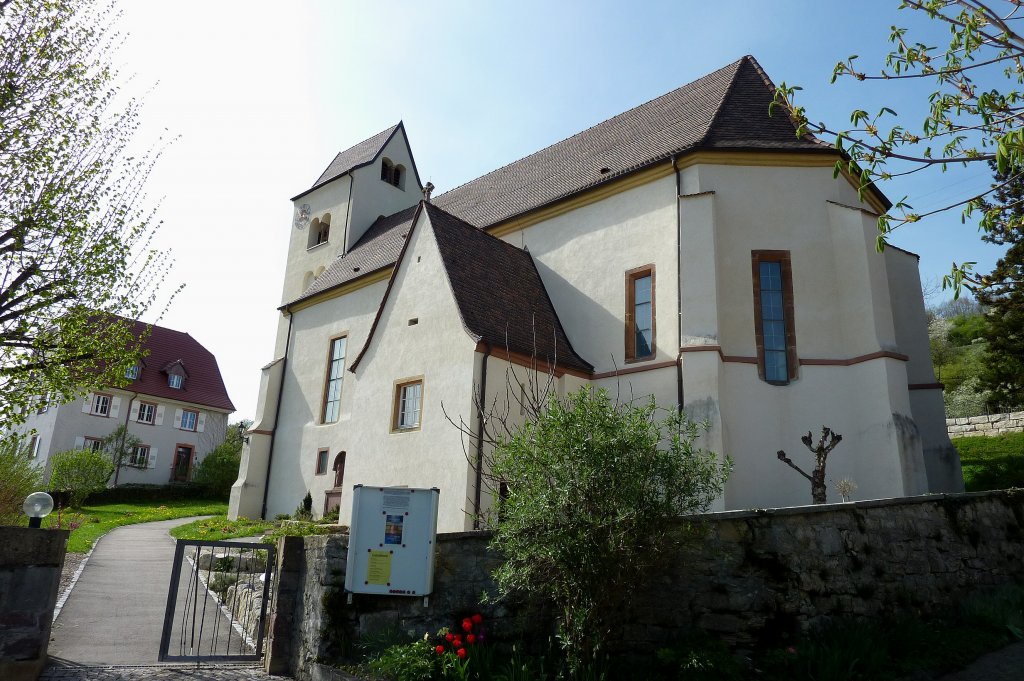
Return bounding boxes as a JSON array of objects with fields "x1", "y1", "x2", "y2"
[{"x1": 343, "y1": 209, "x2": 479, "y2": 531}]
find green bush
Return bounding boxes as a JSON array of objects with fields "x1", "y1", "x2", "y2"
[
  {"x1": 192, "y1": 445, "x2": 241, "y2": 499},
  {"x1": 48, "y1": 448, "x2": 115, "y2": 508},
  {"x1": 488, "y1": 388, "x2": 730, "y2": 677},
  {"x1": 367, "y1": 639, "x2": 437, "y2": 681},
  {"x1": 655, "y1": 630, "x2": 743, "y2": 680},
  {"x1": 0, "y1": 436, "x2": 44, "y2": 525},
  {"x1": 294, "y1": 491, "x2": 313, "y2": 521}
]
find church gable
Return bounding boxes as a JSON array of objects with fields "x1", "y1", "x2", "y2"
[{"x1": 348, "y1": 204, "x2": 474, "y2": 374}]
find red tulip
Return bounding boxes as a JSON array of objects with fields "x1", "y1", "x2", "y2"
[
  {"x1": 435, "y1": 645, "x2": 444, "y2": 655},
  {"x1": 471, "y1": 614, "x2": 483, "y2": 625},
  {"x1": 453, "y1": 637, "x2": 462, "y2": 647},
  {"x1": 457, "y1": 647, "x2": 467, "y2": 659},
  {"x1": 445, "y1": 632, "x2": 454, "y2": 642},
  {"x1": 466, "y1": 634, "x2": 476, "y2": 645},
  {"x1": 462, "y1": 619, "x2": 473, "y2": 632}
]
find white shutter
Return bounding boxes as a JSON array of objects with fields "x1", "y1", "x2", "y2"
[
  {"x1": 196, "y1": 413, "x2": 206, "y2": 433},
  {"x1": 82, "y1": 394, "x2": 92, "y2": 413},
  {"x1": 155, "y1": 404, "x2": 165, "y2": 426},
  {"x1": 173, "y1": 408, "x2": 182, "y2": 429},
  {"x1": 110, "y1": 397, "x2": 121, "y2": 419},
  {"x1": 74, "y1": 436, "x2": 84, "y2": 449},
  {"x1": 147, "y1": 447, "x2": 158, "y2": 469}
]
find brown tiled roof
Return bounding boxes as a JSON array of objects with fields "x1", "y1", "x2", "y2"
[
  {"x1": 425, "y1": 203, "x2": 592, "y2": 373},
  {"x1": 291, "y1": 124, "x2": 400, "y2": 201},
  {"x1": 123, "y1": 319, "x2": 235, "y2": 411},
  {"x1": 432, "y1": 56, "x2": 830, "y2": 228},
  {"x1": 289, "y1": 56, "x2": 840, "y2": 307},
  {"x1": 348, "y1": 203, "x2": 591, "y2": 374}
]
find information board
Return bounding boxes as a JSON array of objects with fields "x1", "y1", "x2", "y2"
[{"x1": 344, "y1": 485, "x2": 440, "y2": 596}]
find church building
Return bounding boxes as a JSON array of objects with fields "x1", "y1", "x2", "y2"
[{"x1": 229, "y1": 56, "x2": 962, "y2": 530}]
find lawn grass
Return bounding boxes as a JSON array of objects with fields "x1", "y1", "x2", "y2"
[
  {"x1": 46, "y1": 499, "x2": 228, "y2": 553},
  {"x1": 952, "y1": 431, "x2": 1024, "y2": 491},
  {"x1": 170, "y1": 514, "x2": 339, "y2": 544},
  {"x1": 169, "y1": 515, "x2": 277, "y2": 541}
]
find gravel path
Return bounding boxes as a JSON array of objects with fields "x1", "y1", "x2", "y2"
[{"x1": 59, "y1": 552, "x2": 87, "y2": 596}]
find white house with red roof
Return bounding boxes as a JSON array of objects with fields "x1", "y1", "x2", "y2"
[
  {"x1": 231, "y1": 56, "x2": 962, "y2": 531},
  {"x1": 18, "y1": 319, "x2": 235, "y2": 485}
]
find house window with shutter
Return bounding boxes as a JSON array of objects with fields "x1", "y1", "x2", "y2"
[
  {"x1": 137, "y1": 402, "x2": 156, "y2": 424},
  {"x1": 180, "y1": 409, "x2": 199, "y2": 432},
  {"x1": 91, "y1": 393, "x2": 112, "y2": 417},
  {"x1": 129, "y1": 445, "x2": 150, "y2": 467}
]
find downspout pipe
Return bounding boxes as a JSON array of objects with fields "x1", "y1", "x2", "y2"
[
  {"x1": 472, "y1": 342, "x2": 491, "y2": 529},
  {"x1": 673, "y1": 155, "x2": 685, "y2": 414},
  {"x1": 261, "y1": 310, "x2": 294, "y2": 520},
  {"x1": 342, "y1": 174, "x2": 355, "y2": 255}
]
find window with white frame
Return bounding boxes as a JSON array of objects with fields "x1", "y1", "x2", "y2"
[
  {"x1": 125, "y1": 365, "x2": 140, "y2": 380},
  {"x1": 128, "y1": 445, "x2": 150, "y2": 467},
  {"x1": 168, "y1": 374, "x2": 183, "y2": 389},
  {"x1": 84, "y1": 437, "x2": 103, "y2": 452},
  {"x1": 180, "y1": 409, "x2": 198, "y2": 431},
  {"x1": 91, "y1": 393, "x2": 112, "y2": 417},
  {"x1": 392, "y1": 379, "x2": 423, "y2": 431},
  {"x1": 28, "y1": 435, "x2": 39, "y2": 458},
  {"x1": 137, "y1": 402, "x2": 156, "y2": 424}
]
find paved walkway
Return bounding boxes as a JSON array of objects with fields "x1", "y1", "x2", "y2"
[
  {"x1": 43, "y1": 517, "x2": 283, "y2": 680},
  {"x1": 933, "y1": 639, "x2": 1024, "y2": 681}
]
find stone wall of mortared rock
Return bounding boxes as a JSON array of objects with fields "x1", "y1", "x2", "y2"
[
  {"x1": 947, "y1": 410, "x2": 1024, "y2": 438},
  {"x1": 0, "y1": 527, "x2": 68, "y2": 681},
  {"x1": 272, "y1": 491, "x2": 1024, "y2": 680}
]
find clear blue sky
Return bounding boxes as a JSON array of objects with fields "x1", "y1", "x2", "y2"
[{"x1": 115, "y1": 1, "x2": 1006, "y2": 419}]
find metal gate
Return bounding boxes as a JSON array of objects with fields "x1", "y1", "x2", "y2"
[{"x1": 158, "y1": 539, "x2": 276, "y2": 662}]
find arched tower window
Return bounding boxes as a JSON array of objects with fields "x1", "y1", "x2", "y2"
[
  {"x1": 307, "y1": 213, "x2": 331, "y2": 249},
  {"x1": 381, "y1": 158, "x2": 394, "y2": 183},
  {"x1": 392, "y1": 164, "x2": 405, "y2": 189}
]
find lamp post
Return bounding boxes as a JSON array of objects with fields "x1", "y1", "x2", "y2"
[{"x1": 23, "y1": 491, "x2": 54, "y2": 528}]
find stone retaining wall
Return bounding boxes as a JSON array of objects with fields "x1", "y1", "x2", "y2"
[
  {"x1": 947, "y1": 410, "x2": 1024, "y2": 437},
  {"x1": 267, "y1": 491, "x2": 1024, "y2": 680},
  {"x1": 0, "y1": 527, "x2": 68, "y2": 681}
]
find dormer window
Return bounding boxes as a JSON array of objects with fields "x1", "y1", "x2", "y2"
[
  {"x1": 125, "y1": 365, "x2": 140, "y2": 380},
  {"x1": 165, "y1": 360, "x2": 188, "y2": 390}
]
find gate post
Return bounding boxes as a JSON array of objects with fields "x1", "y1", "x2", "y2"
[{"x1": 265, "y1": 535, "x2": 304, "y2": 675}]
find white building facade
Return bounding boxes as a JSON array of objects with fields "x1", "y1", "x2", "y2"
[
  {"x1": 19, "y1": 319, "x2": 235, "y2": 485},
  {"x1": 230, "y1": 57, "x2": 962, "y2": 530}
]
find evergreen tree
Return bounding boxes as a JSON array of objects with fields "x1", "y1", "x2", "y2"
[{"x1": 976, "y1": 161, "x2": 1024, "y2": 409}]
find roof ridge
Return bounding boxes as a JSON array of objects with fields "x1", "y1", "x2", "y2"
[
  {"x1": 423, "y1": 202, "x2": 527, "y2": 257},
  {"x1": 740, "y1": 55, "x2": 828, "y2": 147},
  {"x1": 434, "y1": 58, "x2": 748, "y2": 202},
  {"x1": 697, "y1": 56, "x2": 757, "y2": 147}
]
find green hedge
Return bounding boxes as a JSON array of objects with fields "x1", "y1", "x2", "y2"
[{"x1": 83, "y1": 483, "x2": 221, "y2": 505}]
